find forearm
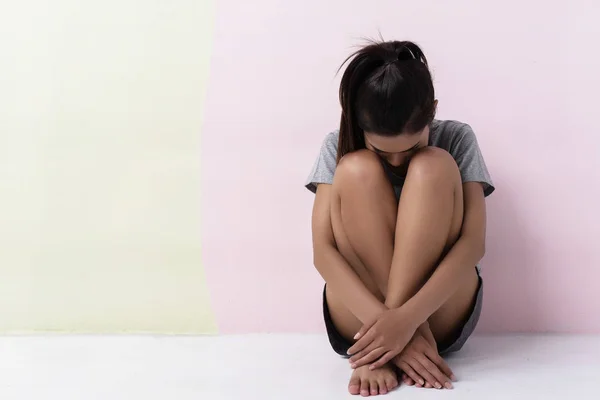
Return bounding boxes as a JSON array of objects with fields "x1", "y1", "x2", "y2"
[
  {"x1": 404, "y1": 236, "x2": 484, "y2": 325},
  {"x1": 314, "y1": 246, "x2": 387, "y2": 323},
  {"x1": 384, "y1": 257, "x2": 430, "y2": 309}
]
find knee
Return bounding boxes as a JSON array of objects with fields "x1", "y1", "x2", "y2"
[
  {"x1": 334, "y1": 149, "x2": 387, "y2": 188},
  {"x1": 407, "y1": 147, "x2": 460, "y2": 183}
]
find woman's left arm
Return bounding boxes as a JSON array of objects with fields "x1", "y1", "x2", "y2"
[{"x1": 403, "y1": 181, "x2": 487, "y2": 325}]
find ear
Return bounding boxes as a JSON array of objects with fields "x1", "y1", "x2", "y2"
[{"x1": 433, "y1": 99, "x2": 439, "y2": 116}]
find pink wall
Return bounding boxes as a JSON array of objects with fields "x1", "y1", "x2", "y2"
[{"x1": 202, "y1": 0, "x2": 600, "y2": 333}]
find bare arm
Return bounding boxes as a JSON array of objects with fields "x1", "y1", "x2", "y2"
[
  {"x1": 404, "y1": 182, "x2": 487, "y2": 324},
  {"x1": 312, "y1": 184, "x2": 386, "y2": 323}
]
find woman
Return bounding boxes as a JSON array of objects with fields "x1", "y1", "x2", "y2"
[{"x1": 305, "y1": 40, "x2": 494, "y2": 396}]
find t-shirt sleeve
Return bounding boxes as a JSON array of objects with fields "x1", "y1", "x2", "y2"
[
  {"x1": 450, "y1": 125, "x2": 495, "y2": 197},
  {"x1": 305, "y1": 131, "x2": 339, "y2": 193}
]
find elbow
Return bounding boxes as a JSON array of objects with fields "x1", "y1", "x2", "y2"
[
  {"x1": 312, "y1": 245, "x2": 328, "y2": 269},
  {"x1": 312, "y1": 251, "x2": 328, "y2": 281},
  {"x1": 312, "y1": 242, "x2": 334, "y2": 273},
  {"x1": 462, "y1": 234, "x2": 486, "y2": 261},
  {"x1": 478, "y1": 239, "x2": 486, "y2": 260},
  {"x1": 312, "y1": 252, "x2": 321, "y2": 268}
]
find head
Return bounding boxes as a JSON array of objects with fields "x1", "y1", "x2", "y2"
[{"x1": 337, "y1": 40, "x2": 437, "y2": 168}]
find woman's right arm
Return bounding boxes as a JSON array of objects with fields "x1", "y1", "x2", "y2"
[{"x1": 312, "y1": 183, "x2": 386, "y2": 324}]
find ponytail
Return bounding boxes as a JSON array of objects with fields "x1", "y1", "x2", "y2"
[{"x1": 336, "y1": 40, "x2": 435, "y2": 163}]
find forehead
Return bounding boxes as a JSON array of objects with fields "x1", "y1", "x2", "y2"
[{"x1": 364, "y1": 127, "x2": 428, "y2": 153}]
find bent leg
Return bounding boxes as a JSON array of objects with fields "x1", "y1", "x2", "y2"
[
  {"x1": 384, "y1": 147, "x2": 479, "y2": 344},
  {"x1": 328, "y1": 147, "x2": 479, "y2": 347},
  {"x1": 327, "y1": 150, "x2": 400, "y2": 396},
  {"x1": 324, "y1": 147, "x2": 480, "y2": 395},
  {"x1": 327, "y1": 149, "x2": 397, "y2": 343}
]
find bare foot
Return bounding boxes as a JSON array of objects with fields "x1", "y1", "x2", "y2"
[{"x1": 348, "y1": 364, "x2": 398, "y2": 396}]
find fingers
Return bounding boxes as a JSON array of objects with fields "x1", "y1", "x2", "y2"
[
  {"x1": 417, "y1": 353, "x2": 453, "y2": 389},
  {"x1": 408, "y1": 356, "x2": 443, "y2": 389},
  {"x1": 425, "y1": 349, "x2": 456, "y2": 381},
  {"x1": 353, "y1": 318, "x2": 377, "y2": 341},
  {"x1": 397, "y1": 360, "x2": 425, "y2": 387},
  {"x1": 368, "y1": 350, "x2": 397, "y2": 370},
  {"x1": 414, "y1": 354, "x2": 452, "y2": 389},
  {"x1": 350, "y1": 347, "x2": 386, "y2": 369},
  {"x1": 349, "y1": 341, "x2": 378, "y2": 363},
  {"x1": 347, "y1": 329, "x2": 376, "y2": 355}
]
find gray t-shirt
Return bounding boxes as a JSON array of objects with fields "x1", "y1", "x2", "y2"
[{"x1": 305, "y1": 119, "x2": 495, "y2": 197}]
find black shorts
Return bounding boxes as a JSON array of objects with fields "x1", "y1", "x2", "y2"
[{"x1": 323, "y1": 270, "x2": 483, "y2": 357}]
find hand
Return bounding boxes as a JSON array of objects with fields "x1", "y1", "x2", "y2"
[
  {"x1": 394, "y1": 323, "x2": 455, "y2": 390},
  {"x1": 347, "y1": 307, "x2": 418, "y2": 370}
]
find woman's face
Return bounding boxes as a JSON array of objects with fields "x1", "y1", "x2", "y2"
[{"x1": 364, "y1": 126, "x2": 430, "y2": 172}]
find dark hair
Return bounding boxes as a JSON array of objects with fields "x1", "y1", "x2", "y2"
[{"x1": 336, "y1": 40, "x2": 435, "y2": 163}]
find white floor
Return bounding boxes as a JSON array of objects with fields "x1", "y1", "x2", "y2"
[{"x1": 1, "y1": 334, "x2": 599, "y2": 399}]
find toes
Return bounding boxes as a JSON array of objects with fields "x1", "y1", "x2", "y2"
[
  {"x1": 348, "y1": 375, "x2": 360, "y2": 395},
  {"x1": 370, "y1": 380, "x2": 379, "y2": 396},
  {"x1": 378, "y1": 378, "x2": 388, "y2": 395},
  {"x1": 360, "y1": 378, "x2": 370, "y2": 397},
  {"x1": 386, "y1": 375, "x2": 399, "y2": 391}
]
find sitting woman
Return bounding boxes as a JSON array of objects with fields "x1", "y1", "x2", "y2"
[{"x1": 305, "y1": 40, "x2": 494, "y2": 396}]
